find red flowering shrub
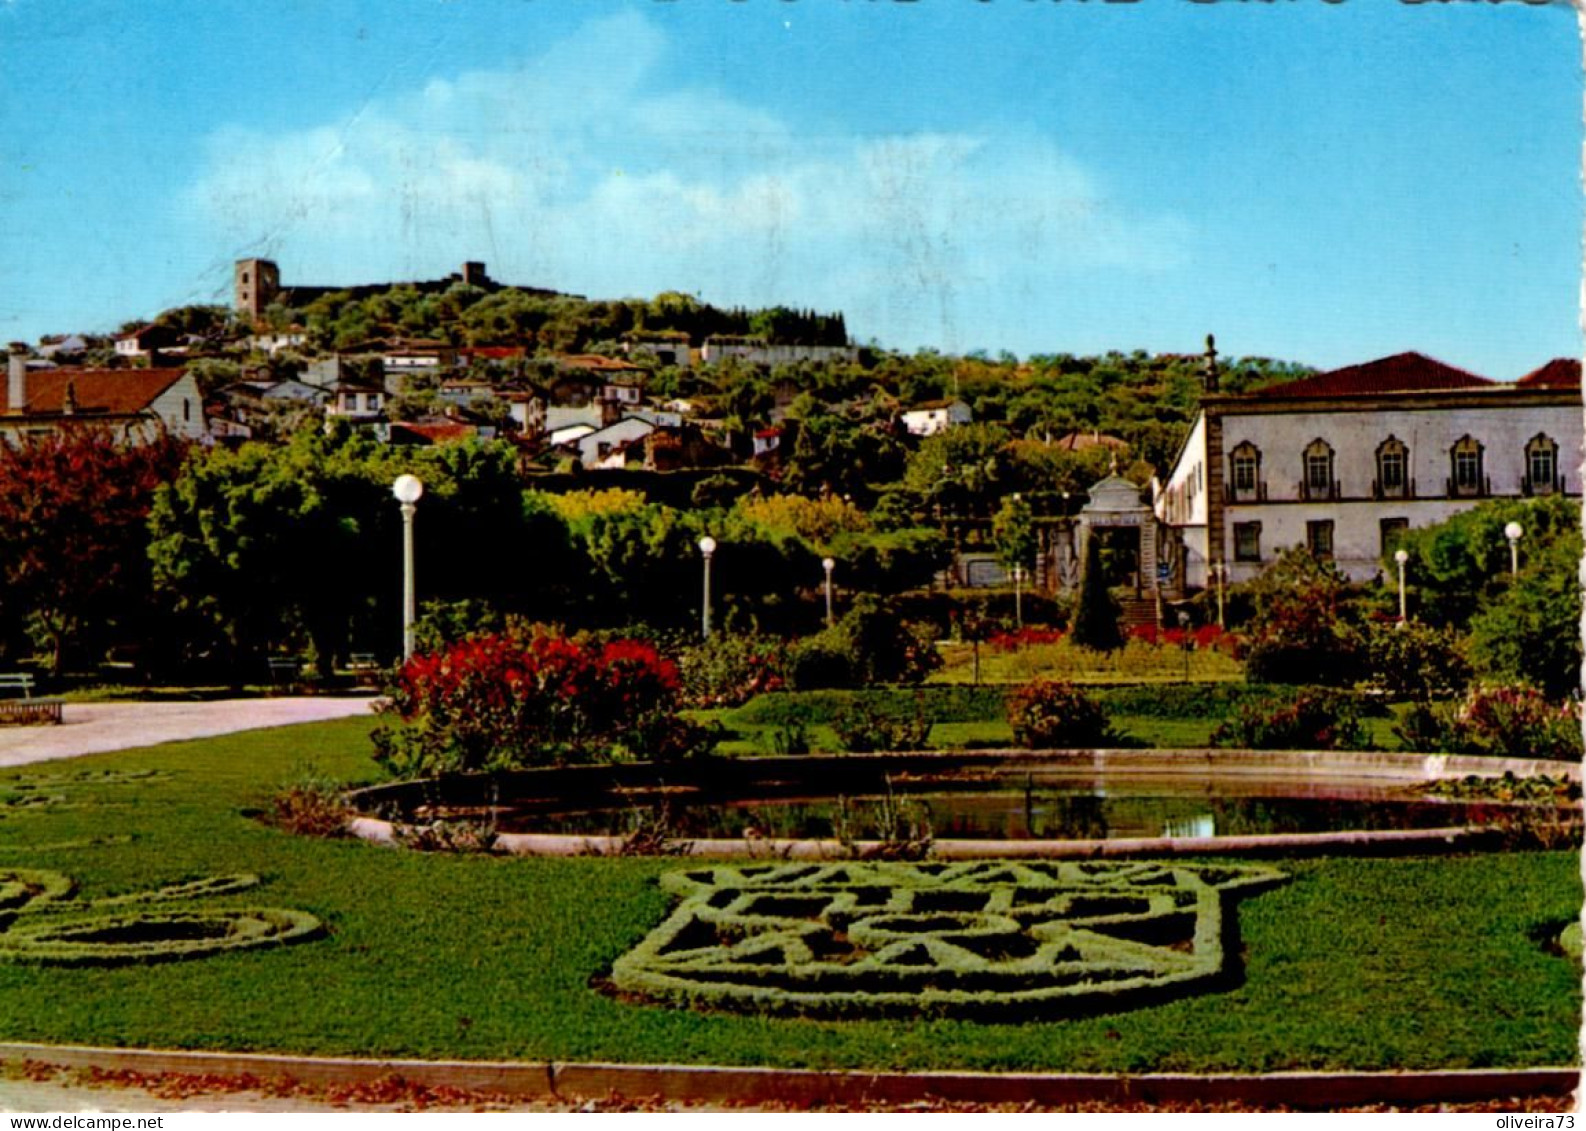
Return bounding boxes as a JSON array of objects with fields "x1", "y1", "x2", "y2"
[
  {"x1": 1126, "y1": 623, "x2": 1229, "y2": 650},
  {"x1": 372, "y1": 628, "x2": 713, "y2": 777},
  {"x1": 988, "y1": 628, "x2": 1066, "y2": 653}
]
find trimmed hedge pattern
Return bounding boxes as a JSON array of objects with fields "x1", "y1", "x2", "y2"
[
  {"x1": 612, "y1": 860, "x2": 1287, "y2": 1020},
  {"x1": 0, "y1": 869, "x2": 324, "y2": 966}
]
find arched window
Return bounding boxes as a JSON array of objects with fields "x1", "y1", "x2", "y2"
[
  {"x1": 1525, "y1": 433, "x2": 1559, "y2": 495},
  {"x1": 1301, "y1": 438, "x2": 1335, "y2": 501},
  {"x1": 1449, "y1": 436, "x2": 1485, "y2": 498},
  {"x1": 1375, "y1": 436, "x2": 1409, "y2": 499},
  {"x1": 1228, "y1": 441, "x2": 1262, "y2": 502}
]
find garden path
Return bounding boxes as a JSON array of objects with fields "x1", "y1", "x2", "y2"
[{"x1": 0, "y1": 698, "x2": 380, "y2": 768}]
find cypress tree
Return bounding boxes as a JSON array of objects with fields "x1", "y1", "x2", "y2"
[{"x1": 1071, "y1": 532, "x2": 1123, "y2": 652}]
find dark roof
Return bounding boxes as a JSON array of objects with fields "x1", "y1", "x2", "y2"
[
  {"x1": 2, "y1": 368, "x2": 186, "y2": 416},
  {"x1": 1516, "y1": 358, "x2": 1581, "y2": 389},
  {"x1": 1252, "y1": 352, "x2": 1495, "y2": 399}
]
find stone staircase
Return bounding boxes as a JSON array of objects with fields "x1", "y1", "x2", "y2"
[{"x1": 1117, "y1": 596, "x2": 1160, "y2": 630}]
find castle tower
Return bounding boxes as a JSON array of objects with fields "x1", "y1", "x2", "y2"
[{"x1": 235, "y1": 259, "x2": 281, "y2": 322}]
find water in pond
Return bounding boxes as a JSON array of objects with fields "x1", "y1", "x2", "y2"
[{"x1": 491, "y1": 785, "x2": 1518, "y2": 842}]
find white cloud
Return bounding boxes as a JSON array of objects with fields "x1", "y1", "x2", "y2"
[{"x1": 187, "y1": 11, "x2": 1188, "y2": 353}]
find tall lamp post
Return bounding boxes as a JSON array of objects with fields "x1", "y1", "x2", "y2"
[
  {"x1": 821, "y1": 556, "x2": 836, "y2": 628},
  {"x1": 1504, "y1": 521, "x2": 1523, "y2": 576},
  {"x1": 1393, "y1": 548, "x2": 1409, "y2": 623},
  {"x1": 1012, "y1": 563, "x2": 1024, "y2": 629},
  {"x1": 698, "y1": 535, "x2": 717, "y2": 640},
  {"x1": 392, "y1": 474, "x2": 424, "y2": 662},
  {"x1": 1212, "y1": 560, "x2": 1226, "y2": 629}
]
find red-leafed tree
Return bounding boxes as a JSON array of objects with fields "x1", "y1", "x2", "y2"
[{"x1": 0, "y1": 428, "x2": 188, "y2": 676}]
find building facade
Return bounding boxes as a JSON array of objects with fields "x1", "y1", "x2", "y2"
[{"x1": 1155, "y1": 352, "x2": 1582, "y2": 585}]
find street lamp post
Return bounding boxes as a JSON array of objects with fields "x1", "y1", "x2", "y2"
[
  {"x1": 1393, "y1": 548, "x2": 1409, "y2": 623},
  {"x1": 698, "y1": 535, "x2": 717, "y2": 639},
  {"x1": 1211, "y1": 560, "x2": 1226, "y2": 629},
  {"x1": 392, "y1": 474, "x2": 424, "y2": 662},
  {"x1": 821, "y1": 556, "x2": 836, "y2": 628},
  {"x1": 1504, "y1": 521, "x2": 1523, "y2": 576},
  {"x1": 1012, "y1": 563, "x2": 1024, "y2": 629}
]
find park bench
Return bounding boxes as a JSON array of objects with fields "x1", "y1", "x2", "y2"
[
  {"x1": 266, "y1": 657, "x2": 301, "y2": 691},
  {"x1": 347, "y1": 652, "x2": 385, "y2": 689},
  {"x1": 0, "y1": 673, "x2": 64, "y2": 726}
]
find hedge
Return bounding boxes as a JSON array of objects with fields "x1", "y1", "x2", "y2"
[
  {"x1": 611, "y1": 860, "x2": 1287, "y2": 1020},
  {"x1": 0, "y1": 868, "x2": 324, "y2": 967}
]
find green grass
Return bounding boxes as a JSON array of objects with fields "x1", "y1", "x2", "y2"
[
  {"x1": 0, "y1": 718, "x2": 1576, "y2": 1071},
  {"x1": 932, "y1": 638, "x2": 1245, "y2": 685}
]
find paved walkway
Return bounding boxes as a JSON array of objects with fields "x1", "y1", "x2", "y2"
[{"x1": 0, "y1": 698, "x2": 381, "y2": 768}]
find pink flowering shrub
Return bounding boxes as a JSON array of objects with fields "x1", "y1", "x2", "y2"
[
  {"x1": 372, "y1": 628, "x2": 713, "y2": 777},
  {"x1": 1006, "y1": 680, "x2": 1115, "y2": 749},
  {"x1": 1396, "y1": 684, "x2": 1582, "y2": 761},
  {"x1": 677, "y1": 633, "x2": 786, "y2": 708},
  {"x1": 1210, "y1": 690, "x2": 1370, "y2": 751}
]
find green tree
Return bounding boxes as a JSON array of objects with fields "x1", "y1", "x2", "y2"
[
  {"x1": 1467, "y1": 528, "x2": 1582, "y2": 700},
  {"x1": 149, "y1": 431, "x2": 569, "y2": 677},
  {"x1": 1238, "y1": 548, "x2": 1363, "y2": 685},
  {"x1": 992, "y1": 493, "x2": 1036, "y2": 572}
]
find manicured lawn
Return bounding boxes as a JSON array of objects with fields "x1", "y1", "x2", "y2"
[
  {"x1": 932, "y1": 638, "x2": 1244, "y2": 685},
  {"x1": 0, "y1": 717, "x2": 1576, "y2": 1072}
]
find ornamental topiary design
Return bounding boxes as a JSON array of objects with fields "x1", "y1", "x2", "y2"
[
  {"x1": 0, "y1": 869, "x2": 324, "y2": 966},
  {"x1": 611, "y1": 860, "x2": 1286, "y2": 1019}
]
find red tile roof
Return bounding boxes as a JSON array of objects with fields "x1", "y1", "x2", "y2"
[
  {"x1": 1054, "y1": 430, "x2": 1128, "y2": 452},
  {"x1": 460, "y1": 346, "x2": 526, "y2": 361},
  {"x1": 2, "y1": 368, "x2": 186, "y2": 416},
  {"x1": 561, "y1": 353, "x2": 645, "y2": 373},
  {"x1": 389, "y1": 421, "x2": 475, "y2": 444},
  {"x1": 1516, "y1": 358, "x2": 1581, "y2": 389},
  {"x1": 1252, "y1": 352, "x2": 1495, "y2": 398}
]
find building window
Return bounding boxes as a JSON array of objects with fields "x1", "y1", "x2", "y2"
[
  {"x1": 1306, "y1": 520, "x2": 1334, "y2": 559},
  {"x1": 1233, "y1": 522, "x2": 1262, "y2": 562},
  {"x1": 1450, "y1": 436, "x2": 1485, "y2": 497},
  {"x1": 1525, "y1": 433, "x2": 1558, "y2": 495},
  {"x1": 1229, "y1": 442, "x2": 1261, "y2": 501},
  {"x1": 1380, "y1": 517, "x2": 1409, "y2": 557},
  {"x1": 1301, "y1": 439, "x2": 1336, "y2": 501},
  {"x1": 1375, "y1": 436, "x2": 1409, "y2": 499}
]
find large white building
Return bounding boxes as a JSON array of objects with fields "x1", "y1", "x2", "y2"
[{"x1": 1154, "y1": 352, "x2": 1582, "y2": 586}]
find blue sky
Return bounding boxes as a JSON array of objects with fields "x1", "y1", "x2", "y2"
[{"x1": 0, "y1": 0, "x2": 1579, "y2": 377}]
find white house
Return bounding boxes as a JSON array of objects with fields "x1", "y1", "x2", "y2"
[
  {"x1": 1154, "y1": 352, "x2": 1583, "y2": 585},
  {"x1": 901, "y1": 398, "x2": 973, "y2": 437},
  {"x1": 561, "y1": 417, "x2": 657, "y2": 470}
]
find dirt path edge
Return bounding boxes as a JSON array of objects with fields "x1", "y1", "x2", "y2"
[{"x1": 0, "y1": 1042, "x2": 1576, "y2": 1110}]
